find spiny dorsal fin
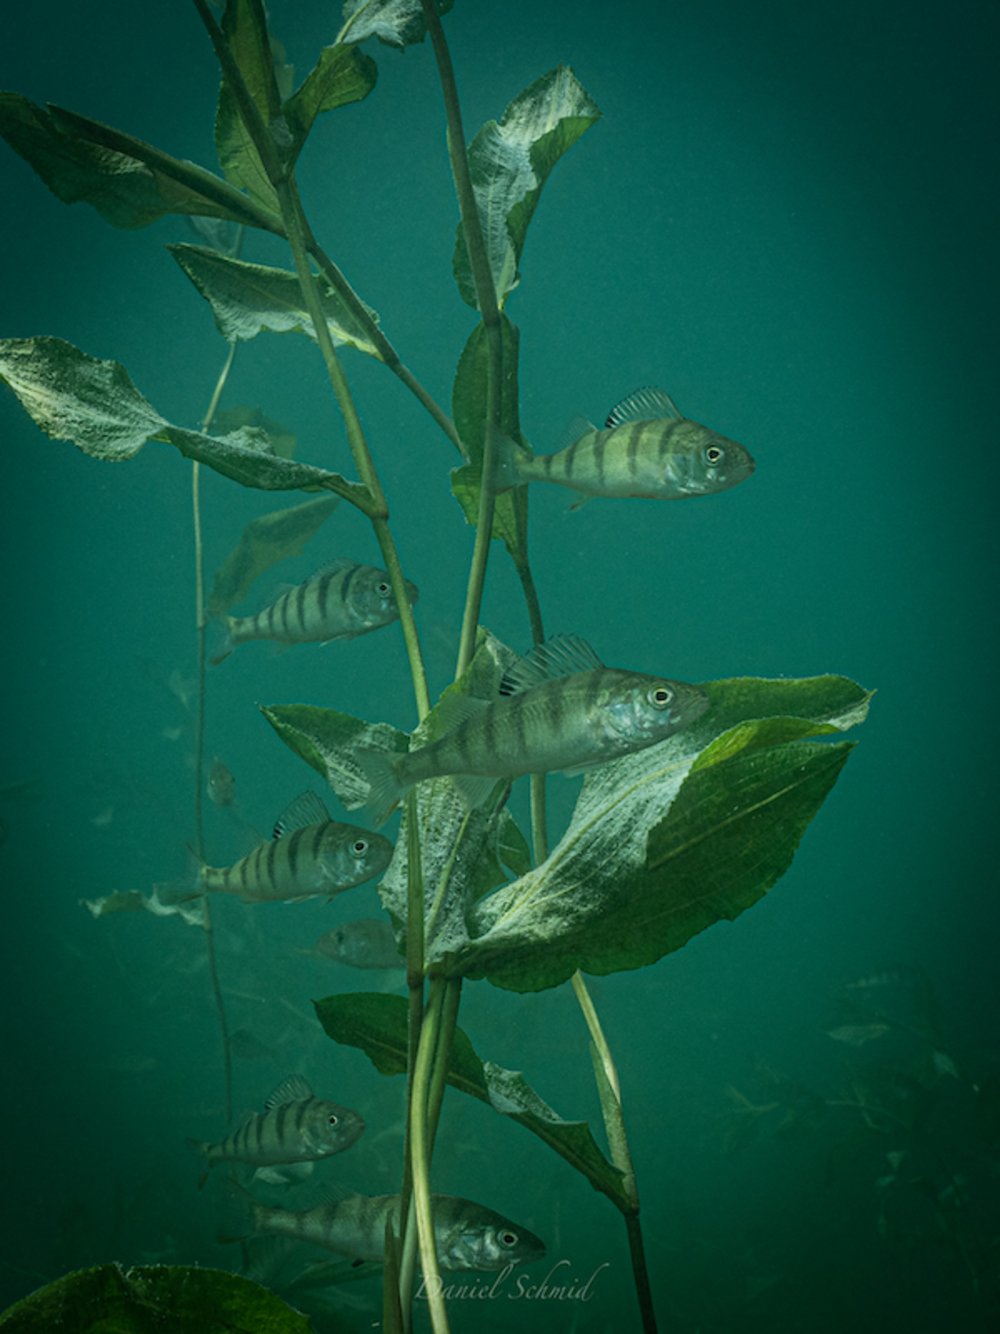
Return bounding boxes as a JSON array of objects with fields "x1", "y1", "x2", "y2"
[
  {"x1": 605, "y1": 386, "x2": 682, "y2": 428},
  {"x1": 264, "y1": 1073, "x2": 313, "y2": 1109},
  {"x1": 500, "y1": 635, "x2": 604, "y2": 695},
  {"x1": 273, "y1": 792, "x2": 330, "y2": 839}
]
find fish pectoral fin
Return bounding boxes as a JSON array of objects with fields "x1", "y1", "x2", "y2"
[
  {"x1": 264, "y1": 1074, "x2": 313, "y2": 1109},
  {"x1": 451, "y1": 773, "x2": 504, "y2": 810},
  {"x1": 273, "y1": 791, "x2": 330, "y2": 838},
  {"x1": 567, "y1": 495, "x2": 594, "y2": 512}
]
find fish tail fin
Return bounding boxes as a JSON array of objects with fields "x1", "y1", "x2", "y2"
[
  {"x1": 217, "y1": 1179, "x2": 261, "y2": 1244},
  {"x1": 209, "y1": 618, "x2": 236, "y2": 667},
  {"x1": 353, "y1": 747, "x2": 406, "y2": 826},
  {"x1": 155, "y1": 848, "x2": 206, "y2": 908},
  {"x1": 491, "y1": 431, "x2": 528, "y2": 493}
]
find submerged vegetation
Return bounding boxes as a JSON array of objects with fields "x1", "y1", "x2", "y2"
[{"x1": 0, "y1": 1, "x2": 870, "y2": 1329}]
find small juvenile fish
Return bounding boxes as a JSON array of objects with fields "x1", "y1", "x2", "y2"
[
  {"x1": 223, "y1": 1186, "x2": 545, "y2": 1272},
  {"x1": 207, "y1": 756, "x2": 236, "y2": 807},
  {"x1": 494, "y1": 386, "x2": 754, "y2": 501},
  {"x1": 313, "y1": 918, "x2": 403, "y2": 971},
  {"x1": 187, "y1": 1074, "x2": 363, "y2": 1171},
  {"x1": 211, "y1": 560, "x2": 418, "y2": 664},
  {"x1": 195, "y1": 792, "x2": 392, "y2": 904},
  {"x1": 356, "y1": 635, "x2": 709, "y2": 822}
]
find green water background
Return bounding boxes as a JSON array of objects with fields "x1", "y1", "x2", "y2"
[{"x1": 0, "y1": 1, "x2": 996, "y2": 1330}]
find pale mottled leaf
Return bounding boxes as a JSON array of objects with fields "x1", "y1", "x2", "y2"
[
  {"x1": 453, "y1": 67, "x2": 600, "y2": 310},
  {"x1": 340, "y1": 0, "x2": 454, "y2": 49},
  {"x1": 169, "y1": 244, "x2": 381, "y2": 356}
]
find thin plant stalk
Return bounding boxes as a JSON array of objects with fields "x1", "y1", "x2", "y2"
[{"x1": 191, "y1": 336, "x2": 239, "y2": 1125}]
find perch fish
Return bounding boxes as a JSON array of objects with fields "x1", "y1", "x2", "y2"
[
  {"x1": 187, "y1": 1074, "x2": 363, "y2": 1172},
  {"x1": 189, "y1": 792, "x2": 392, "y2": 904},
  {"x1": 312, "y1": 918, "x2": 403, "y2": 971},
  {"x1": 356, "y1": 635, "x2": 709, "y2": 822},
  {"x1": 222, "y1": 1185, "x2": 545, "y2": 1272},
  {"x1": 211, "y1": 559, "x2": 418, "y2": 663},
  {"x1": 494, "y1": 386, "x2": 754, "y2": 501}
]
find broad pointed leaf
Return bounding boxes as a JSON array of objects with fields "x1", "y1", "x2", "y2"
[
  {"x1": 169, "y1": 243, "x2": 382, "y2": 356},
  {"x1": 453, "y1": 67, "x2": 601, "y2": 310},
  {"x1": 0, "y1": 94, "x2": 281, "y2": 232},
  {"x1": 214, "y1": 0, "x2": 286, "y2": 213},
  {"x1": 208, "y1": 495, "x2": 340, "y2": 615},
  {"x1": 458, "y1": 676, "x2": 872, "y2": 991},
  {"x1": 285, "y1": 44, "x2": 378, "y2": 154},
  {"x1": 0, "y1": 337, "x2": 367, "y2": 499},
  {"x1": 450, "y1": 316, "x2": 527, "y2": 558},
  {"x1": 0, "y1": 1263, "x2": 312, "y2": 1332},
  {"x1": 315, "y1": 992, "x2": 628, "y2": 1209},
  {"x1": 260, "y1": 703, "x2": 408, "y2": 809},
  {"x1": 340, "y1": 0, "x2": 455, "y2": 50}
]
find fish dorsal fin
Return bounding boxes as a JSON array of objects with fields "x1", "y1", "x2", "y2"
[
  {"x1": 500, "y1": 635, "x2": 604, "y2": 695},
  {"x1": 264, "y1": 1073, "x2": 313, "y2": 1109},
  {"x1": 273, "y1": 791, "x2": 330, "y2": 839},
  {"x1": 605, "y1": 386, "x2": 682, "y2": 428},
  {"x1": 308, "y1": 558, "x2": 356, "y2": 580},
  {"x1": 555, "y1": 413, "x2": 597, "y2": 452}
]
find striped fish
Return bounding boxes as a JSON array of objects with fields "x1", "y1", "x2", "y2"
[
  {"x1": 187, "y1": 1074, "x2": 363, "y2": 1173},
  {"x1": 211, "y1": 560, "x2": 418, "y2": 663},
  {"x1": 198, "y1": 792, "x2": 393, "y2": 904},
  {"x1": 223, "y1": 1186, "x2": 545, "y2": 1272},
  {"x1": 356, "y1": 635, "x2": 709, "y2": 823},
  {"x1": 494, "y1": 386, "x2": 754, "y2": 502}
]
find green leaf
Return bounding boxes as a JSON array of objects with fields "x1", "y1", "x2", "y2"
[
  {"x1": 458, "y1": 676, "x2": 872, "y2": 992},
  {"x1": 453, "y1": 67, "x2": 601, "y2": 310},
  {"x1": 372, "y1": 632, "x2": 521, "y2": 959},
  {"x1": 340, "y1": 0, "x2": 455, "y2": 50},
  {"x1": 0, "y1": 1263, "x2": 313, "y2": 1332},
  {"x1": 208, "y1": 495, "x2": 339, "y2": 615},
  {"x1": 0, "y1": 337, "x2": 367, "y2": 500},
  {"x1": 450, "y1": 316, "x2": 527, "y2": 558},
  {"x1": 214, "y1": 0, "x2": 285, "y2": 213},
  {"x1": 0, "y1": 94, "x2": 281, "y2": 232},
  {"x1": 169, "y1": 243, "x2": 382, "y2": 356},
  {"x1": 285, "y1": 44, "x2": 378, "y2": 155},
  {"x1": 315, "y1": 992, "x2": 628, "y2": 1210},
  {"x1": 260, "y1": 703, "x2": 408, "y2": 809}
]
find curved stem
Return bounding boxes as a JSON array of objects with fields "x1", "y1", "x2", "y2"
[{"x1": 409, "y1": 976, "x2": 450, "y2": 1333}]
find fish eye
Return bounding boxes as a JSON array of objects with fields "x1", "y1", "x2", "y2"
[
  {"x1": 704, "y1": 444, "x2": 724, "y2": 465},
  {"x1": 648, "y1": 686, "x2": 673, "y2": 709},
  {"x1": 498, "y1": 1230, "x2": 519, "y2": 1248},
  {"x1": 376, "y1": 581, "x2": 392, "y2": 598},
  {"x1": 327, "y1": 1113, "x2": 339, "y2": 1126},
  {"x1": 352, "y1": 839, "x2": 369, "y2": 856}
]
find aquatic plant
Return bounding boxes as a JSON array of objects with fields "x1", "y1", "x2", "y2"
[{"x1": 0, "y1": 2, "x2": 870, "y2": 1329}]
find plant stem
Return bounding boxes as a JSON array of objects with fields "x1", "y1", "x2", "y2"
[
  {"x1": 581, "y1": 980, "x2": 658, "y2": 1332},
  {"x1": 190, "y1": 336, "x2": 239, "y2": 1125},
  {"x1": 409, "y1": 976, "x2": 450, "y2": 1334},
  {"x1": 419, "y1": 0, "x2": 504, "y2": 679}
]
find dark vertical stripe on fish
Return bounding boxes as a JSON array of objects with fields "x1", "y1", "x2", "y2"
[
  {"x1": 593, "y1": 432, "x2": 607, "y2": 488},
  {"x1": 285, "y1": 826, "x2": 301, "y2": 884},
  {"x1": 562, "y1": 436, "x2": 582, "y2": 482},
  {"x1": 319, "y1": 570, "x2": 334, "y2": 622},
  {"x1": 264, "y1": 836, "x2": 279, "y2": 894},
  {"x1": 627, "y1": 422, "x2": 643, "y2": 478},
  {"x1": 338, "y1": 565, "x2": 358, "y2": 620},
  {"x1": 295, "y1": 579, "x2": 309, "y2": 635},
  {"x1": 274, "y1": 1101, "x2": 288, "y2": 1152}
]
